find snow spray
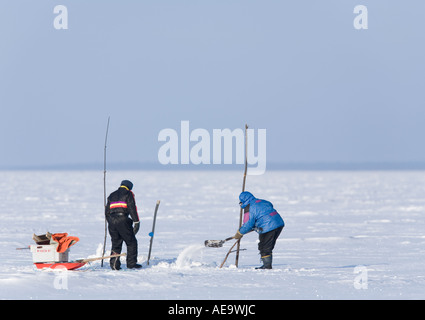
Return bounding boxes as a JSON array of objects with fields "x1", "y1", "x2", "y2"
[{"x1": 175, "y1": 244, "x2": 205, "y2": 268}]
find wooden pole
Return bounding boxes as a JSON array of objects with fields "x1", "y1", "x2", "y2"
[
  {"x1": 101, "y1": 116, "x2": 110, "y2": 267},
  {"x1": 147, "y1": 200, "x2": 160, "y2": 265},
  {"x1": 235, "y1": 124, "x2": 248, "y2": 268}
]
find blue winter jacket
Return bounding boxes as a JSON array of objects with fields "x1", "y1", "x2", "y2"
[{"x1": 239, "y1": 191, "x2": 285, "y2": 235}]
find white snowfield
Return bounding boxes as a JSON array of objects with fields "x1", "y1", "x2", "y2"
[{"x1": 0, "y1": 170, "x2": 424, "y2": 300}]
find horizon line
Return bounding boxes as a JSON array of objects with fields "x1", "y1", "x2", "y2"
[{"x1": 2, "y1": 161, "x2": 425, "y2": 171}]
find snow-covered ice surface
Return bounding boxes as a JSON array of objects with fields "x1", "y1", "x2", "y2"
[{"x1": 1, "y1": 170, "x2": 424, "y2": 300}]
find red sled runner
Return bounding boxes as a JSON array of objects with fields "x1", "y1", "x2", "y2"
[
  {"x1": 33, "y1": 254, "x2": 126, "y2": 270},
  {"x1": 34, "y1": 261, "x2": 87, "y2": 270}
]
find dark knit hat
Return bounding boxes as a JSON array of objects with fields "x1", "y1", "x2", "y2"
[{"x1": 120, "y1": 180, "x2": 133, "y2": 190}]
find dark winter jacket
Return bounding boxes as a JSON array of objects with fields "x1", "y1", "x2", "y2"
[
  {"x1": 239, "y1": 191, "x2": 284, "y2": 235},
  {"x1": 105, "y1": 186, "x2": 139, "y2": 222}
]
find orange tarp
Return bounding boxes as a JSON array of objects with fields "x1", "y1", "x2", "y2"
[{"x1": 50, "y1": 233, "x2": 80, "y2": 253}]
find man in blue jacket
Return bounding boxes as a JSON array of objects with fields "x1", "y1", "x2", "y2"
[{"x1": 234, "y1": 191, "x2": 284, "y2": 269}]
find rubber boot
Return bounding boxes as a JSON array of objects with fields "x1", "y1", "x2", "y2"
[
  {"x1": 109, "y1": 251, "x2": 122, "y2": 270},
  {"x1": 255, "y1": 255, "x2": 272, "y2": 269},
  {"x1": 110, "y1": 256, "x2": 121, "y2": 270}
]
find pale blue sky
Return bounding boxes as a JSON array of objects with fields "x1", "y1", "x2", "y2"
[{"x1": 1, "y1": 1, "x2": 424, "y2": 168}]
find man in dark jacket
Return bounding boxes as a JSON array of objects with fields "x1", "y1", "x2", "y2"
[
  {"x1": 105, "y1": 180, "x2": 141, "y2": 270},
  {"x1": 234, "y1": 191, "x2": 284, "y2": 269}
]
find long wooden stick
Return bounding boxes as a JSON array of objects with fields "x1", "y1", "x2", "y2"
[
  {"x1": 101, "y1": 116, "x2": 110, "y2": 267},
  {"x1": 219, "y1": 239, "x2": 239, "y2": 268},
  {"x1": 235, "y1": 124, "x2": 248, "y2": 267},
  {"x1": 76, "y1": 253, "x2": 126, "y2": 263},
  {"x1": 219, "y1": 230, "x2": 254, "y2": 268}
]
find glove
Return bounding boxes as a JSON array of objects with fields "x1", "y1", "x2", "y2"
[
  {"x1": 233, "y1": 230, "x2": 243, "y2": 240},
  {"x1": 133, "y1": 221, "x2": 140, "y2": 235}
]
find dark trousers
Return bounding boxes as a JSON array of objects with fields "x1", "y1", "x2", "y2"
[
  {"x1": 258, "y1": 226, "x2": 283, "y2": 257},
  {"x1": 107, "y1": 215, "x2": 138, "y2": 268}
]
